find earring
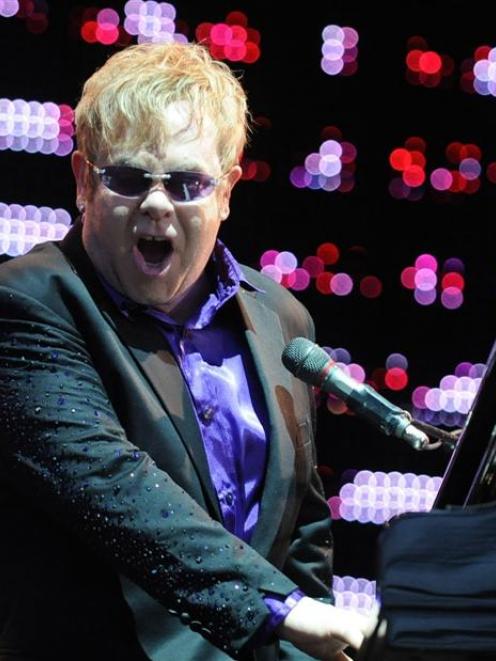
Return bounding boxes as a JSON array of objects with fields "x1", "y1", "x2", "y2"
[{"x1": 77, "y1": 200, "x2": 85, "y2": 213}]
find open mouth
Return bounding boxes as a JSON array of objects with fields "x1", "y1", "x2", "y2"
[{"x1": 133, "y1": 236, "x2": 173, "y2": 275}]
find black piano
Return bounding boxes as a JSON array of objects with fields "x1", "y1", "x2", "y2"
[{"x1": 359, "y1": 343, "x2": 496, "y2": 660}]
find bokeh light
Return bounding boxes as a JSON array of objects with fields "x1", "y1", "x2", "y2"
[
  {"x1": 291, "y1": 130, "x2": 357, "y2": 193},
  {"x1": 123, "y1": 1, "x2": 186, "y2": 45},
  {"x1": 196, "y1": 11, "x2": 260, "y2": 63},
  {"x1": 0, "y1": 0, "x2": 19, "y2": 18},
  {"x1": 412, "y1": 361, "x2": 485, "y2": 427},
  {"x1": 335, "y1": 470, "x2": 442, "y2": 524},
  {"x1": 0, "y1": 98, "x2": 74, "y2": 157},
  {"x1": 0, "y1": 203, "x2": 71, "y2": 256},
  {"x1": 321, "y1": 24, "x2": 359, "y2": 76}
]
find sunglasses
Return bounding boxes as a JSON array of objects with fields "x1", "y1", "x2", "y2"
[{"x1": 86, "y1": 160, "x2": 221, "y2": 202}]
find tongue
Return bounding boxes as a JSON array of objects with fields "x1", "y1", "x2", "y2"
[{"x1": 138, "y1": 239, "x2": 170, "y2": 265}]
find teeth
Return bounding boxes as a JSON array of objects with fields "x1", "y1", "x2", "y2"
[{"x1": 141, "y1": 235, "x2": 168, "y2": 242}]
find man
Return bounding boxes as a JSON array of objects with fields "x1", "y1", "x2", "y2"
[{"x1": 0, "y1": 43, "x2": 368, "y2": 660}]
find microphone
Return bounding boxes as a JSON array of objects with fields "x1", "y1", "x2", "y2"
[{"x1": 282, "y1": 337, "x2": 430, "y2": 450}]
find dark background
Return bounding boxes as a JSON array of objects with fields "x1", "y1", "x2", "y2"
[{"x1": 1, "y1": 0, "x2": 495, "y2": 581}]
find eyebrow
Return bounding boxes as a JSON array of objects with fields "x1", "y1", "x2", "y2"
[{"x1": 111, "y1": 161, "x2": 210, "y2": 173}]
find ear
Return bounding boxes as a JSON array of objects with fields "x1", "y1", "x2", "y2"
[
  {"x1": 71, "y1": 151, "x2": 91, "y2": 209},
  {"x1": 219, "y1": 165, "x2": 242, "y2": 222}
]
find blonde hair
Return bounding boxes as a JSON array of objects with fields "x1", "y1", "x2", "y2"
[{"x1": 74, "y1": 42, "x2": 249, "y2": 172}]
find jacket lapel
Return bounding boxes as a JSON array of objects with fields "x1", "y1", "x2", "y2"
[
  {"x1": 236, "y1": 287, "x2": 296, "y2": 556},
  {"x1": 107, "y1": 313, "x2": 222, "y2": 520},
  {"x1": 60, "y1": 224, "x2": 222, "y2": 519}
]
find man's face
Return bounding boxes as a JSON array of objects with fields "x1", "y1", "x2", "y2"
[{"x1": 72, "y1": 102, "x2": 241, "y2": 319}]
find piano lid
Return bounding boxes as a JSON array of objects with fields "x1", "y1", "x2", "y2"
[{"x1": 434, "y1": 341, "x2": 496, "y2": 509}]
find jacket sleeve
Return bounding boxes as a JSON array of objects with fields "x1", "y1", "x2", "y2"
[{"x1": 0, "y1": 286, "x2": 299, "y2": 658}]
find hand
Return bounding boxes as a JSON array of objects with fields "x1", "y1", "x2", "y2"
[{"x1": 276, "y1": 597, "x2": 375, "y2": 660}]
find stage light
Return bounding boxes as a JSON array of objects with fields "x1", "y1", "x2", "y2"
[
  {"x1": 321, "y1": 23, "x2": 359, "y2": 76},
  {"x1": 330, "y1": 273, "x2": 353, "y2": 296},
  {"x1": 385, "y1": 367, "x2": 408, "y2": 391},
  {"x1": 430, "y1": 167, "x2": 452, "y2": 191},
  {"x1": 316, "y1": 271, "x2": 333, "y2": 294},
  {"x1": 359, "y1": 275, "x2": 382, "y2": 299},
  {"x1": 415, "y1": 253, "x2": 438, "y2": 271},
  {"x1": 347, "y1": 363, "x2": 365, "y2": 383},
  {"x1": 290, "y1": 268, "x2": 311, "y2": 291},
  {"x1": 316, "y1": 242, "x2": 340, "y2": 265},
  {"x1": 441, "y1": 272, "x2": 464, "y2": 290},
  {"x1": 440, "y1": 286, "x2": 463, "y2": 310},
  {"x1": 389, "y1": 148, "x2": 411, "y2": 171},
  {"x1": 274, "y1": 250, "x2": 298, "y2": 274},
  {"x1": 259, "y1": 249, "x2": 278, "y2": 268},
  {"x1": 260, "y1": 264, "x2": 282, "y2": 283},
  {"x1": 0, "y1": 204, "x2": 71, "y2": 256},
  {"x1": 297, "y1": 257, "x2": 321, "y2": 280},
  {"x1": 386, "y1": 353, "x2": 409, "y2": 370},
  {"x1": 289, "y1": 166, "x2": 311, "y2": 188},
  {"x1": 124, "y1": 0, "x2": 182, "y2": 45},
  {"x1": 419, "y1": 51, "x2": 442, "y2": 74},
  {"x1": 459, "y1": 157, "x2": 481, "y2": 180},
  {"x1": 336, "y1": 470, "x2": 442, "y2": 524},
  {"x1": 389, "y1": 178, "x2": 410, "y2": 199},
  {"x1": 402, "y1": 164, "x2": 425, "y2": 187},
  {"x1": 195, "y1": 11, "x2": 260, "y2": 64},
  {"x1": 0, "y1": 98, "x2": 74, "y2": 157},
  {"x1": 0, "y1": 0, "x2": 19, "y2": 17},
  {"x1": 414, "y1": 267, "x2": 437, "y2": 291},
  {"x1": 412, "y1": 385, "x2": 429, "y2": 409},
  {"x1": 414, "y1": 288, "x2": 436, "y2": 306}
]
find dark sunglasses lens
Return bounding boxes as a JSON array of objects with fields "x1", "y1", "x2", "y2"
[
  {"x1": 101, "y1": 167, "x2": 147, "y2": 196},
  {"x1": 167, "y1": 172, "x2": 216, "y2": 202}
]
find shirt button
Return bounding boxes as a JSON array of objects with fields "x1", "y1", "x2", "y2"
[
  {"x1": 201, "y1": 406, "x2": 215, "y2": 422},
  {"x1": 225, "y1": 492, "x2": 234, "y2": 506}
]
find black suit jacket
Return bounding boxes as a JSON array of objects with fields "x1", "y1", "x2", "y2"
[{"x1": 0, "y1": 223, "x2": 333, "y2": 661}]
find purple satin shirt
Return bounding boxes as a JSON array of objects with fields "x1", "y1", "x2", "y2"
[{"x1": 101, "y1": 241, "x2": 303, "y2": 638}]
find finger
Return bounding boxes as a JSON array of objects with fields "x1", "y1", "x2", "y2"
[{"x1": 333, "y1": 651, "x2": 353, "y2": 661}]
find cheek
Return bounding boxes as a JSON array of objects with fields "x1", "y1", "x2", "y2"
[{"x1": 112, "y1": 204, "x2": 132, "y2": 221}]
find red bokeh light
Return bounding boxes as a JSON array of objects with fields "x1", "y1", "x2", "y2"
[
  {"x1": 196, "y1": 22, "x2": 212, "y2": 42},
  {"x1": 370, "y1": 367, "x2": 386, "y2": 390},
  {"x1": 360, "y1": 276, "x2": 383, "y2": 298},
  {"x1": 316, "y1": 272, "x2": 333, "y2": 294},
  {"x1": 253, "y1": 161, "x2": 271, "y2": 182},
  {"x1": 403, "y1": 165, "x2": 425, "y2": 187},
  {"x1": 281, "y1": 272, "x2": 297, "y2": 289},
  {"x1": 441, "y1": 272, "x2": 465, "y2": 290},
  {"x1": 400, "y1": 266, "x2": 417, "y2": 289},
  {"x1": 486, "y1": 162, "x2": 496, "y2": 183},
  {"x1": 410, "y1": 150, "x2": 426, "y2": 168},
  {"x1": 96, "y1": 23, "x2": 119, "y2": 45},
  {"x1": 389, "y1": 148, "x2": 412, "y2": 171},
  {"x1": 385, "y1": 367, "x2": 408, "y2": 391},
  {"x1": 449, "y1": 170, "x2": 467, "y2": 193},
  {"x1": 406, "y1": 49, "x2": 422, "y2": 72},
  {"x1": 474, "y1": 45, "x2": 492, "y2": 61},
  {"x1": 405, "y1": 136, "x2": 426, "y2": 153},
  {"x1": 446, "y1": 141, "x2": 463, "y2": 164},
  {"x1": 317, "y1": 242, "x2": 340, "y2": 265},
  {"x1": 459, "y1": 143, "x2": 481, "y2": 161},
  {"x1": 81, "y1": 20, "x2": 98, "y2": 43},
  {"x1": 407, "y1": 35, "x2": 428, "y2": 50},
  {"x1": 321, "y1": 126, "x2": 343, "y2": 141},
  {"x1": 419, "y1": 51, "x2": 442, "y2": 74},
  {"x1": 226, "y1": 10, "x2": 248, "y2": 27}
]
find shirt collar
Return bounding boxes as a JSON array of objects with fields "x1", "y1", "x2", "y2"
[{"x1": 99, "y1": 239, "x2": 262, "y2": 330}]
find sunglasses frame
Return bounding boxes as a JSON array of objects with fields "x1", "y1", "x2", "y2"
[{"x1": 85, "y1": 159, "x2": 222, "y2": 202}]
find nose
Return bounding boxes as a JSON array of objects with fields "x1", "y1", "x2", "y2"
[{"x1": 139, "y1": 183, "x2": 175, "y2": 220}]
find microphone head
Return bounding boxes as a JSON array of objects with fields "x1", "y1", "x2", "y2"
[{"x1": 281, "y1": 337, "x2": 331, "y2": 386}]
